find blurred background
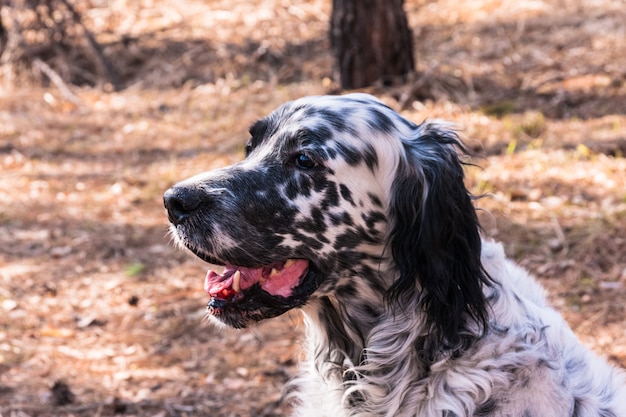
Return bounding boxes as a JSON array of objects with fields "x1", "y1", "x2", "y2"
[{"x1": 1, "y1": 0, "x2": 625, "y2": 415}]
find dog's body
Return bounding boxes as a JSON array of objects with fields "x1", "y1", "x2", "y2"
[
  {"x1": 164, "y1": 94, "x2": 626, "y2": 416},
  {"x1": 295, "y1": 240, "x2": 625, "y2": 417}
]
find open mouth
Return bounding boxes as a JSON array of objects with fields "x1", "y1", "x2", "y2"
[
  {"x1": 203, "y1": 258, "x2": 320, "y2": 328},
  {"x1": 205, "y1": 259, "x2": 309, "y2": 300}
]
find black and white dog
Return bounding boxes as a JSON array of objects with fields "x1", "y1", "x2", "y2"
[{"x1": 164, "y1": 94, "x2": 626, "y2": 417}]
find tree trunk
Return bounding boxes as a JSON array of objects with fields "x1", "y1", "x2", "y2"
[{"x1": 330, "y1": 0, "x2": 415, "y2": 90}]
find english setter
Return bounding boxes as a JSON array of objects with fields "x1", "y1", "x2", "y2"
[{"x1": 164, "y1": 93, "x2": 626, "y2": 417}]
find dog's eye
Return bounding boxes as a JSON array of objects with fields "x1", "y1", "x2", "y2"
[{"x1": 295, "y1": 153, "x2": 316, "y2": 169}]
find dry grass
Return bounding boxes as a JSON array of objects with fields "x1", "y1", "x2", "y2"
[{"x1": 1, "y1": 0, "x2": 625, "y2": 415}]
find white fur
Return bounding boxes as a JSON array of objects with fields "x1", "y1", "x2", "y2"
[{"x1": 291, "y1": 241, "x2": 626, "y2": 417}]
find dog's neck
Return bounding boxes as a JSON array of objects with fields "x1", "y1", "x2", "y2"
[
  {"x1": 301, "y1": 295, "x2": 376, "y2": 368},
  {"x1": 299, "y1": 289, "x2": 435, "y2": 414},
  {"x1": 300, "y1": 268, "x2": 431, "y2": 373}
]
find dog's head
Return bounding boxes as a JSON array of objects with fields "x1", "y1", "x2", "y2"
[{"x1": 164, "y1": 93, "x2": 490, "y2": 348}]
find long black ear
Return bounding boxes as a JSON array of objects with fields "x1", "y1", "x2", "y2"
[{"x1": 386, "y1": 123, "x2": 491, "y2": 353}]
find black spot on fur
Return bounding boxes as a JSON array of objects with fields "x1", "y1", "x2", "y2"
[
  {"x1": 315, "y1": 108, "x2": 357, "y2": 135},
  {"x1": 334, "y1": 229, "x2": 363, "y2": 250},
  {"x1": 362, "y1": 143, "x2": 379, "y2": 171},
  {"x1": 336, "y1": 284, "x2": 357, "y2": 299},
  {"x1": 295, "y1": 208, "x2": 327, "y2": 234},
  {"x1": 311, "y1": 207, "x2": 325, "y2": 230},
  {"x1": 322, "y1": 181, "x2": 340, "y2": 208},
  {"x1": 367, "y1": 108, "x2": 395, "y2": 134},
  {"x1": 362, "y1": 210, "x2": 386, "y2": 230},
  {"x1": 339, "y1": 184, "x2": 355, "y2": 206},
  {"x1": 315, "y1": 232, "x2": 330, "y2": 244},
  {"x1": 313, "y1": 173, "x2": 331, "y2": 193},
  {"x1": 289, "y1": 231, "x2": 324, "y2": 251},
  {"x1": 334, "y1": 226, "x2": 378, "y2": 250},
  {"x1": 307, "y1": 124, "x2": 333, "y2": 146},
  {"x1": 367, "y1": 193, "x2": 383, "y2": 208},
  {"x1": 329, "y1": 213, "x2": 344, "y2": 226},
  {"x1": 329, "y1": 211, "x2": 354, "y2": 226},
  {"x1": 335, "y1": 142, "x2": 363, "y2": 166}
]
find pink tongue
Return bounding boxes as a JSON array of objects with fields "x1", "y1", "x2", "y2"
[
  {"x1": 204, "y1": 268, "x2": 237, "y2": 296},
  {"x1": 204, "y1": 260, "x2": 309, "y2": 298},
  {"x1": 261, "y1": 259, "x2": 309, "y2": 297}
]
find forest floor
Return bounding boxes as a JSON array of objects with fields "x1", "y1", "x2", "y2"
[{"x1": 1, "y1": 0, "x2": 625, "y2": 415}]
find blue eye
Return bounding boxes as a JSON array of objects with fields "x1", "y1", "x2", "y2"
[{"x1": 295, "y1": 153, "x2": 316, "y2": 169}]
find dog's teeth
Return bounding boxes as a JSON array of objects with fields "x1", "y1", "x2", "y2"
[
  {"x1": 232, "y1": 270, "x2": 241, "y2": 293},
  {"x1": 269, "y1": 268, "x2": 279, "y2": 277},
  {"x1": 284, "y1": 259, "x2": 295, "y2": 268}
]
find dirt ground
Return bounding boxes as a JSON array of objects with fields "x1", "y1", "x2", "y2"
[{"x1": 1, "y1": 0, "x2": 625, "y2": 416}]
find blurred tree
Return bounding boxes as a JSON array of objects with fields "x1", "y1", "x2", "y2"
[
  {"x1": 0, "y1": 0, "x2": 120, "y2": 91},
  {"x1": 330, "y1": 0, "x2": 415, "y2": 89}
]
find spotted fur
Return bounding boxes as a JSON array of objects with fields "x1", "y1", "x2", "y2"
[{"x1": 164, "y1": 93, "x2": 626, "y2": 417}]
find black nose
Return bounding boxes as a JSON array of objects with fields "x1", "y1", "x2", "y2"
[{"x1": 163, "y1": 186, "x2": 203, "y2": 225}]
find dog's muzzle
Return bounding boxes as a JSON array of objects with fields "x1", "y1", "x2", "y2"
[{"x1": 164, "y1": 182, "x2": 322, "y2": 328}]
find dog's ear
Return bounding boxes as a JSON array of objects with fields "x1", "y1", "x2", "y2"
[{"x1": 386, "y1": 123, "x2": 491, "y2": 352}]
